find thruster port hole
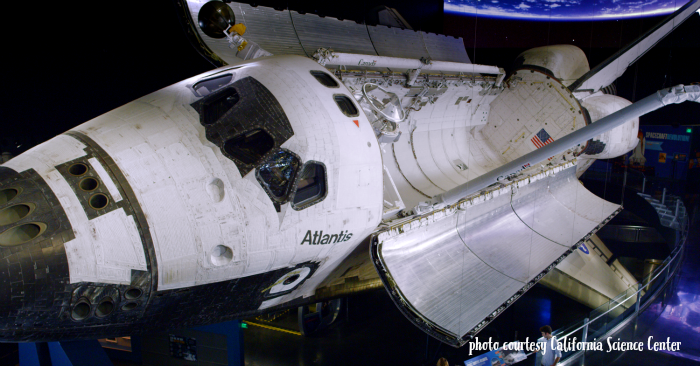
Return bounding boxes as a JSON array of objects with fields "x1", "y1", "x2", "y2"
[
  {"x1": 72, "y1": 300, "x2": 91, "y2": 321},
  {"x1": 0, "y1": 222, "x2": 46, "y2": 247},
  {"x1": 0, "y1": 204, "x2": 34, "y2": 226},
  {"x1": 89, "y1": 194, "x2": 109, "y2": 210},
  {"x1": 121, "y1": 302, "x2": 138, "y2": 311},
  {"x1": 125, "y1": 288, "x2": 142, "y2": 300},
  {"x1": 68, "y1": 163, "x2": 88, "y2": 176},
  {"x1": 79, "y1": 177, "x2": 99, "y2": 192},
  {"x1": 0, "y1": 188, "x2": 19, "y2": 205},
  {"x1": 95, "y1": 298, "x2": 115, "y2": 317}
]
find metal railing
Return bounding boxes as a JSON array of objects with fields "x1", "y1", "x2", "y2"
[
  {"x1": 582, "y1": 162, "x2": 687, "y2": 198},
  {"x1": 525, "y1": 204, "x2": 689, "y2": 366}
]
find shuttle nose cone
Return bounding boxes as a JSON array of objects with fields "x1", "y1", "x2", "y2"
[{"x1": 0, "y1": 166, "x2": 74, "y2": 340}]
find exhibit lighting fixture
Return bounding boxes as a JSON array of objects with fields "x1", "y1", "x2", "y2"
[{"x1": 687, "y1": 128, "x2": 693, "y2": 133}]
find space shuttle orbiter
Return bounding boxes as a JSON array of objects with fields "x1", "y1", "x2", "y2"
[{"x1": 0, "y1": 0, "x2": 698, "y2": 345}]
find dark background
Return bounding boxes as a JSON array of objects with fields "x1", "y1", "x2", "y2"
[
  {"x1": 0, "y1": 3, "x2": 696, "y2": 364},
  {"x1": 1, "y1": 0, "x2": 698, "y2": 156}
]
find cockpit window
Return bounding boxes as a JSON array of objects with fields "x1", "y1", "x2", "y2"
[
  {"x1": 292, "y1": 162, "x2": 327, "y2": 210},
  {"x1": 201, "y1": 87, "x2": 240, "y2": 125},
  {"x1": 223, "y1": 129, "x2": 274, "y2": 165},
  {"x1": 334, "y1": 95, "x2": 359, "y2": 117},
  {"x1": 191, "y1": 76, "x2": 294, "y2": 177},
  {"x1": 193, "y1": 74, "x2": 234, "y2": 97},
  {"x1": 257, "y1": 150, "x2": 301, "y2": 202},
  {"x1": 310, "y1": 71, "x2": 339, "y2": 88}
]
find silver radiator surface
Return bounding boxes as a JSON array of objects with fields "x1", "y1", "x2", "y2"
[{"x1": 372, "y1": 164, "x2": 619, "y2": 346}]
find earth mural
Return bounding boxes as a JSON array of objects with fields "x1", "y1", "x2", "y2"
[{"x1": 445, "y1": 0, "x2": 692, "y2": 20}]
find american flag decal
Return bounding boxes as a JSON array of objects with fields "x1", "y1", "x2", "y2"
[{"x1": 531, "y1": 128, "x2": 554, "y2": 148}]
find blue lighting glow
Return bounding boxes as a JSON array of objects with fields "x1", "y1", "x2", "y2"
[
  {"x1": 536, "y1": 298, "x2": 552, "y2": 326},
  {"x1": 444, "y1": 0, "x2": 690, "y2": 21}
]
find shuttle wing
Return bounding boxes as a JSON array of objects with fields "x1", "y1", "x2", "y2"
[{"x1": 570, "y1": 0, "x2": 700, "y2": 94}]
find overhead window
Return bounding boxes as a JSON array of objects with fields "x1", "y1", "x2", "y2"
[
  {"x1": 292, "y1": 162, "x2": 327, "y2": 210},
  {"x1": 257, "y1": 150, "x2": 301, "y2": 202},
  {"x1": 201, "y1": 87, "x2": 240, "y2": 125},
  {"x1": 193, "y1": 74, "x2": 234, "y2": 97},
  {"x1": 223, "y1": 129, "x2": 274, "y2": 165},
  {"x1": 191, "y1": 76, "x2": 294, "y2": 177},
  {"x1": 310, "y1": 71, "x2": 339, "y2": 88},
  {"x1": 334, "y1": 95, "x2": 359, "y2": 117}
]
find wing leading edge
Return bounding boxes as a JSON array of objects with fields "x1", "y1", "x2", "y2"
[{"x1": 570, "y1": 0, "x2": 700, "y2": 95}]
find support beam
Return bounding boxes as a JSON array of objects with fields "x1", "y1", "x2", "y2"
[{"x1": 315, "y1": 51, "x2": 505, "y2": 84}]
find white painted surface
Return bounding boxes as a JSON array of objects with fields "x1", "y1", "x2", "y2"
[
  {"x1": 59, "y1": 56, "x2": 384, "y2": 294},
  {"x1": 2, "y1": 135, "x2": 87, "y2": 175},
  {"x1": 581, "y1": 95, "x2": 639, "y2": 159},
  {"x1": 88, "y1": 157, "x2": 123, "y2": 202},
  {"x1": 91, "y1": 209, "x2": 148, "y2": 270},
  {"x1": 323, "y1": 53, "x2": 501, "y2": 76},
  {"x1": 0, "y1": 48, "x2": 641, "y2": 321},
  {"x1": 346, "y1": 66, "x2": 587, "y2": 210},
  {"x1": 556, "y1": 235, "x2": 635, "y2": 300},
  {"x1": 515, "y1": 45, "x2": 590, "y2": 86},
  {"x1": 269, "y1": 267, "x2": 311, "y2": 294},
  {"x1": 0, "y1": 135, "x2": 148, "y2": 285},
  {"x1": 482, "y1": 71, "x2": 585, "y2": 166},
  {"x1": 345, "y1": 76, "x2": 504, "y2": 209}
]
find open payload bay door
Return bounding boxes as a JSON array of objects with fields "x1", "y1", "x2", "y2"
[{"x1": 371, "y1": 162, "x2": 620, "y2": 347}]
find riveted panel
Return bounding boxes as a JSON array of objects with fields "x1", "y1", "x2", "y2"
[
  {"x1": 0, "y1": 166, "x2": 74, "y2": 338},
  {"x1": 56, "y1": 158, "x2": 118, "y2": 220},
  {"x1": 62, "y1": 132, "x2": 155, "y2": 323}
]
